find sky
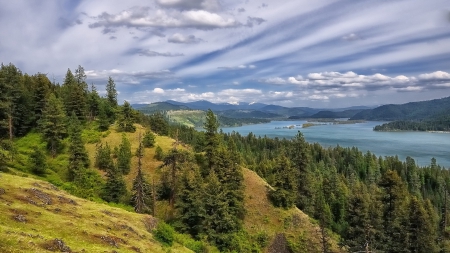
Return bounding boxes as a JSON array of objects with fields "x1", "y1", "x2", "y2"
[{"x1": 1, "y1": 0, "x2": 450, "y2": 108}]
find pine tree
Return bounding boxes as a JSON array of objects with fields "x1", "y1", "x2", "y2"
[
  {"x1": 30, "y1": 147, "x2": 46, "y2": 175},
  {"x1": 176, "y1": 167, "x2": 206, "y2": 238},
  {"x1": 106, "y1": 76, "x2": 118, "y2": 108},
  {"x1": 88, "y1": 83, "x2": 100, "y2": 121},
  {"x1": 378, "y1": 170, "x2": 408, "y2": 253},
  {"x1": 132, "y1": 138, "x2": 152, "y2": 213},
  {"x1": 94, "y1": 142, "x2": 112, "y2": 170},
  {"x1": 97, "y1": 99, "x2": 111, "y2": 131},
  {"x1": 203, "y1": 109, "x2": 220, "y2": 171},
  {"x1": 343, "y1": 183, "x2": 371, "y2": 252},
  {"x1": 290, "y1": 131, "x2": 313, "y2": 212},
  {"x1": 38, "y1": 94, "x2": 67, "y2": 157},
  {"x1": 407, "y1": 196, "x2": 438, "y2": 253},
  {"x1": 143, "y1": 131, "x2": 156, "y2": 148},
  {"x1": 102, "y1": 162, "x2": 127, "y2": 203},
  {"x1": 203, "y1": 171, "x2": 237, "y2": 249},
  {"x1": 268, "y1": 152, "x2": 298, "y2": 208},
  {"x1": 67, "y1": 112, "x2": 90, "y2": 181},
  {"x1": 154, "y1": 145, "x2": 164, "y2": 161},
  {"x1": 62, "y1": 69, "x2": 87, "y2": 122},
  {"x1": 117, "y1": 100, "x2": 136, "y2": 132},
  {"x1": 117, "y1": 134, "x2": 132, "y2": 175},
  {"x1": 0, "y1": 63, "x2": 22, "y2": 140},
  {"x1": 31, "y1": 73, "x2": 51, "y2": 126}
]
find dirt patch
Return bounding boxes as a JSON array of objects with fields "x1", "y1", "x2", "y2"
[
  {"x1": 268, "y1": 233, "x2": 292, "y2": 253},
  {"x1": 41, "y1": 238, "x2": 72, "y2": 252},
  {"x1": 94, "y1": 234, "x2": 126, "y2": 248},
  {"x1": 57, "y1": 195, "x2": 78, "y2": 205},
  {"x1": 12, "y1": 214, "x2": 27, "y2": 223},
  {"x1": 25, "y1": 188, "x2": 53, "y2": 205},
  {"x1": 0, "y1": 188, "x2": 5, "y2": 195}
]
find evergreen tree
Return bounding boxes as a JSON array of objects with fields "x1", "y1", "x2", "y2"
[
  {"x1": 0, "y1": 63, "x2": 22, "y2": 140},
  {"x1": 67, "y1": 112, "x2": 90, "y2": 181},
  {"x1": 407, "y1": 196, "x2": 437, "y2": 253},
  {"x1": 378, "y1": 170, "x2": 409, "y2": 253},
  {"x1": 88, "y1": 83, "x2": 100, "y2": 121},
  {"x1": 117, "y1": 134, "x2": 132, "y2": 175},
  {"x1": 62, "y1": 68, "x2": 87, "y2": 122},
  {"x1": 143, "y1": 131, "x2": 156, "y2": 148},
  {"x1": 176, "y1": 167, "x2": 206, "y2": 238},
  {"x1": 290, "y1": 131, "x2": 313, "y2": 212},
  {"x1": 94, "y1": 142, "x2": 112, "y2": 170},
  {"x1": 203, "y1": 109, "x2": 220, "y2": 171},
  {"x1": 132, "y1": 138, "x2": 152, "y2": 213},
  {"x1": 203, "y1": 171, "x2": 237, "y2": 249},
  {"x1": 268, "y1": 152, "x2": 298, "y2": 208},
  {"x1": 342, "y1": 183, "x2": 371, "y2": 252},
  {"x1": 31, "y1": 73, "x2": 51, "y2": 126},
  {"x1": 117, "y1": 100, "x2": 136, "y2": 132},
  {"x1": 102, "y1": 162, "x2": 127, "y2": 203},
  {"x1": 106, "y1": 76, "x2": 118, "y2": 108},
  {"x1": 154, "y1": 145, "x2": 164, "y2": 161},
  {"x1": 30, "y1": 147, "x2": 46, "y2": 175},
  {"x1": 38, "y1": 94, "x2": 67, "y2": 157},
  {"x1": 97, "y1": 99, "x2": 111, "y2": 131}
]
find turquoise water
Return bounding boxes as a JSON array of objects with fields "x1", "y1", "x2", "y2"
[{"x1": 221, "y1": 121, "x2": 450, "y2": 168}]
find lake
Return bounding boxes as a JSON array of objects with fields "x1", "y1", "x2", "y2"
[{"x1": 221, "y1": 121, "x2": 450, "y2": 168}]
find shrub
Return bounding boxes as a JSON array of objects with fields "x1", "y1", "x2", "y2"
[{"x1": 154, "y1": 222, "x2": 175, "y2": 246}]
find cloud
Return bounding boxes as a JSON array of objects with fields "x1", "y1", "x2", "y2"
[
  {"x1": 109, "y1": 36, "x2": 117, "y2": 40},
  {"x1": 418, "y1": 71, "x2": 450, "y2": 80},
  {"x1": 89, "y1": 7, "x2": 240, "y2": 31},
  {"x1": 136, "y1": 49, "x2": 184, "y2": 57},
  {"x1": 259, "y1": 71, "x2": 450, "y2": 98},
  {"x1": 85, "y1": 69, "x2": 174, "y2": 84},
  {"x1": 156, "y1": 0, "x2": 221, "y2": 11},
  {"x1": 342, "y1": 33, "x2": 361, "y2": 41},
  {"x1": 218, "y1": 64, "x2": 256, "y2": 70},
  {"x1": 238, "y1": 8, "x2": 245, "y2": 13},
  {"x1": 168, "y1": 33, "x2": 203, "y2": 43},
  {"x1": 246, "y1": 17, "x2": 266, "y2": 27}
]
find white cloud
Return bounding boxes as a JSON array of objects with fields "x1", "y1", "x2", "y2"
[
  {"x1": 156, "y1": 0, "x2": 221, "y2": 11},
  {"x1": 89, "y1": 7, "x2": 240, "y2": 30},
  {"x1": 218, "y1": 64, "x2": 256, "y2": 70},
  {"x1": 418, "y1": 71, "x2": 450, "y2": 80},
  {"x1": 342, "y1": 33, "x2": 361, "y2": 41},
  {"x1": 136, "y1": 49, "x2": 184, "y2": 57},
  {"x1": 153, "y1": 87, "x2": 165, "y2": 93},
  {"x1": 85, "y1": 69, "x2": 174, "y2": 83},
  {"x1": 168, "y1": 33, "x2": 203, "y2": 43}
]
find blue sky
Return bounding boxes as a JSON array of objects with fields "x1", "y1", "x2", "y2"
[{"x1": 1, "y1": 0, "x2": 450, "y2": 107}]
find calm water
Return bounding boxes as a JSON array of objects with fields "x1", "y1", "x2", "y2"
[{"x1": 221, "y1": 121, "x2": 450, "y2": 168}]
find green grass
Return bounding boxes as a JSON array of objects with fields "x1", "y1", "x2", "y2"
[{"x1": 0, "y1": 172, "x2": 194, "y2": 253}]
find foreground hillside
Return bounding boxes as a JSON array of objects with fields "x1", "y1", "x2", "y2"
[{"x1": 0, "y1": 172, "x2": 192, "y2": 253}]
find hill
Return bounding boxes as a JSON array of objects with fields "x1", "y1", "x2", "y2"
[
  {"x1": 136, "y1": 102, "x2": 190, "y2": 114},
  {"x1": 350, "y1": 96, "x2": 450, "y2": 121},
  {"x1": 216, "y1": 109, "x2": 282, "y2": 119},
  {"x1": 289, "y1": 109, "x2": 365, "y2": 119},
  {"x1": 0, "y1": 172, "x2": 193, "y2": 253}
]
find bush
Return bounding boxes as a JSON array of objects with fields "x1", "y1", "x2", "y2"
[
  {"x1": 154, "y1": 222, "x2": 175, "y2": 246},
  {"x1": 154, "y1": 146, "x2": 164, "y2": 161}
]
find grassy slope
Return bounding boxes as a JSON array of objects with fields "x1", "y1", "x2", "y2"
[
  {"x1": 243, "y1": 169, "x2": 343, "y2": 253},
  {"x1": 3, "y1": 123, "x2": 343, "y2": 252},
  {"x1": 0, "y1": 173, "x2": 192, "y2": 253}
]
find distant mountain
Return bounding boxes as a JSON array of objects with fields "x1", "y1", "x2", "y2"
[
  {"x1": 136, "y1": 102, "x2": 190, "y2": 113},
  {"x1": 165, "y1": 100, "x2": 268, "y2": 111},
  {"x1": 259, "y1": 105, "x2": 320, "y2": 117},
  {"x1": 289, "y1": 109, "x2": 365, "y2": 119},
  {"x1": 350, "y1": 96, "x2": 450, "y2": 121},
  {"x1": 216, "y1": 109, "x2": 282, "y2": 119}
]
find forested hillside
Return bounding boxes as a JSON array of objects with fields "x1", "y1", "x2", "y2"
[
  {"x1": 351, "y1": 96, "x2": 450, "y2": 121},
  {"x1": 2, "y1": 63, "x2": 450, "y2": 252}
]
